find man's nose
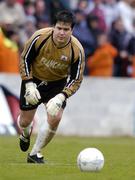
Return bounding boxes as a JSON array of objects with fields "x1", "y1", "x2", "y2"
[{"x1": 60, "y1": 29, "x2": 65, "y2": 35}]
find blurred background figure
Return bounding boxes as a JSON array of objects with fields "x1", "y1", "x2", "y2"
[
  {"x1": 73, "y1": 11, "x2": 102, "y2": 75},
  {"x1": 73, "y1": 9, "x2": 92, "y2": 75},
  {"x1": 117, "y1": 0, "x2": 135, "y2": 34},
  {"x1": 127, "y1": 18, "x2": 135, "y2": 77},
  {"x1": 0, "y1": 0, "x2": 27, "y2": 48},
  {"x1": 23, "y1": 1, "x2": 35, "y2": 16},
  {"x1": 0, "y1": 25, "x2": 19, "y2": 73},
  {"x1": 102, "y1": 0, "x2": 119, "y2": 31},
  {"x1": 87, "y1": 0, "x2": 107, "y2": 32},
  {"x1": 0, "y1": 0, "x2": 134, "y2": 77},
  {"x1": 24, "y1": 15, "x2": 36, "y2": 39},
  {"x1": 48, "y1": 0, "x2": 67, "y2": 24},
  {"x1": 34, "y1": 0, "x2": 50, "y2": 25},
  {"x1": 76, "y1": 0, "x2": 91, "y2": 15},
  {"x1": 87, "y1": 31, "x2": 118, "y2": 77},
  {"x1": 36, "y1": 16, "x2": 50, "y2": 29},
  {"x1": 0, "y1": 0, "x2": 26, "y2": 28},
  {"x1": 109, "y1": 17, "x2": 132, "y2": 77}
]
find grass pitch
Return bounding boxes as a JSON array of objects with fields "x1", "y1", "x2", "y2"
[{"x1": 0, "y1": 135, "x2": 135, "y2": 180}]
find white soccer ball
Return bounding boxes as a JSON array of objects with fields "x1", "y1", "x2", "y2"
[{"x1": 77, "y1": 147, "x2": 104, "y2": 172}]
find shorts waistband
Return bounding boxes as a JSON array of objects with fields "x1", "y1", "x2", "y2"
[{"x1": 33, "y1": 77, "x2": 67, "y2": 86}]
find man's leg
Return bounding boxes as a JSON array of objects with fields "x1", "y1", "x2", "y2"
[
  {"x1": 27, "y1": 108, "x2": 64, "y2": 163},
  {"x1": 18, "y1": 109, "x2": 37, "y2": 152}
]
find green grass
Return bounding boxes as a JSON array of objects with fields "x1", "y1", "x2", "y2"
[{"x1": 0, "y1": 135, "x2": 135, "y2": 180}]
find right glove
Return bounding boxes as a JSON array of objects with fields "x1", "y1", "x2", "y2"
[{"x1": 24, "y1": 82, "x2": 41, "y2": 105}]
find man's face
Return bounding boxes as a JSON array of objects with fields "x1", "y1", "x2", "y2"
[{"x1": 53, "y1": 21, "x2": 72, "y2": 46}]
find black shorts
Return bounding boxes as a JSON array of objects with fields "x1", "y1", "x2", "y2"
[{"x1": 20, "y1": 77, "x2": 67, "y2": 111}]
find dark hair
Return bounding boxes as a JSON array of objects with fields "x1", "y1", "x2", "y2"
[{"x1": 54, "y1": 10, "x2": 76, "y2": 29}]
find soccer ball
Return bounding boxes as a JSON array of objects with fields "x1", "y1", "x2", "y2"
[{"x1": 77, "y1": 147, "x2": 104, "y2": 172}]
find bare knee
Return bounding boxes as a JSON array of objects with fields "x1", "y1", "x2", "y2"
[
  {"x1": 19, "y1": 115, "x2": 30, "y2": 128},
  {"x1": 47, "y1": 112, "x2": 62, "y2": 128},
  {"x1": 19, "y1": 110, "x2": 36, "y2": 128}
]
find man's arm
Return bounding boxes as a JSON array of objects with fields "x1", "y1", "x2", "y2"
[
  {"x1": 62, "y1": 49, "x2": 85, "y2": 98},
  {"x1": 20, "y1": 33, "x2": 41, "y2": 105},
  {"x1": 46, "y1": 49, "x2": 85, "y2": 117},
  {"x1": 20, "y1": 34, "x2": 41, "y2": 81}
]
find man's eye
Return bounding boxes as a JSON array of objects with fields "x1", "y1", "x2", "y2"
[{"x1": 64, "y1": 29, "x2": 69, "y2": 31}]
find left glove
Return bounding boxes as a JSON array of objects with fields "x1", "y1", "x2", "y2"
[
  {"x1": 46, "y1": 93, "x2": 66, "y2": 117},
  {"x1": 24, "y1": 82, "x2": 41, "y2": 105}
]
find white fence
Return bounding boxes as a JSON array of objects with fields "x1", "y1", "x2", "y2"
[{"x1": 1, "y1": 73, "x2": 135, "y2": 136}]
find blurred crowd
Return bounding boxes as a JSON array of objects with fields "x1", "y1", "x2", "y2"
[{"x1": 0, "y1": 0, "x2": 135, "y2": 77}]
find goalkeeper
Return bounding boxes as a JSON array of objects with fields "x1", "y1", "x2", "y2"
[{"x1": 18, "y1": 10, "x2": 85, "y2": 163}]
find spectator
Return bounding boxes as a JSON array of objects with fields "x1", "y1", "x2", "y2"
[
  {"x1": 49, "y1": 0, "x2": 66, "y2": 24},
  {"x1": 76, "y1": 0, "x2": 91, "y2": 14},
  {"x1": 17, "y1": 0, "x2": 24, "y2": 5},
  {"x1": 24, "y1": 15, "x2": 37, "y2": 39},
  {"x1": 0, "y1": 0, "x2": 27, "y2": 48},
  {"x1": 127, "y1": 19, "x2": 135, "y2": 77},
  {"x1": 102, "y1": 0, "x2": 119, "y2": 31},
  {"x1": 88, "y1": 0, "x2": 107, "y2": 32},
  {"x1": 73, "y1": 9, "x2": 101, "y2": 75},
  {"x1": 87, "y1": 32, "x2": 118, "y2": 76},
  {"x1": 24, "y1": 1, "x2": 35, "y2": 16},
  {"x1": 109, "y1": 17, "x2": 132, "y2": 77},
  {"x1": 73, "y1": 10, "x2": 92, "y2": 59},
  {"x1": 34, "y1": 0, "x2": 50, "y2": 24},
  {"x1": 0, "y1": 0, "x2": 26, "y2": 28},
  {"x1": 80, "y1": 13, "x2": 103, "y2": 75},
  {"x1": 59, "y1": 0, "x2": 71, "y2": 10},
  {"x1": 86, "y1": 14, "x2": 102, "y2": 53},
  {"x1": 0, "y1": 26, "x2": 19, "y2": 73},
  {"x1": 117, "y1": 0, "x2": 135, "y2": 33},
  {"x1": 36, "y1": 16, "x2": 50, "y2": 29}
]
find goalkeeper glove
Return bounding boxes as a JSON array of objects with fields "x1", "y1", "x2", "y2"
[
  {"x1": 46, "y1": 93, "x2": 66, "y2": 117},
  {"x1": 24, "y1": 82, "x2": 41, "y2": 105}
]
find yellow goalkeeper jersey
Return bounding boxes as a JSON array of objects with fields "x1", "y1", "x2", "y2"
[{"x1": 20, "y1": 27, "x2": 85, "y2": 97}]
